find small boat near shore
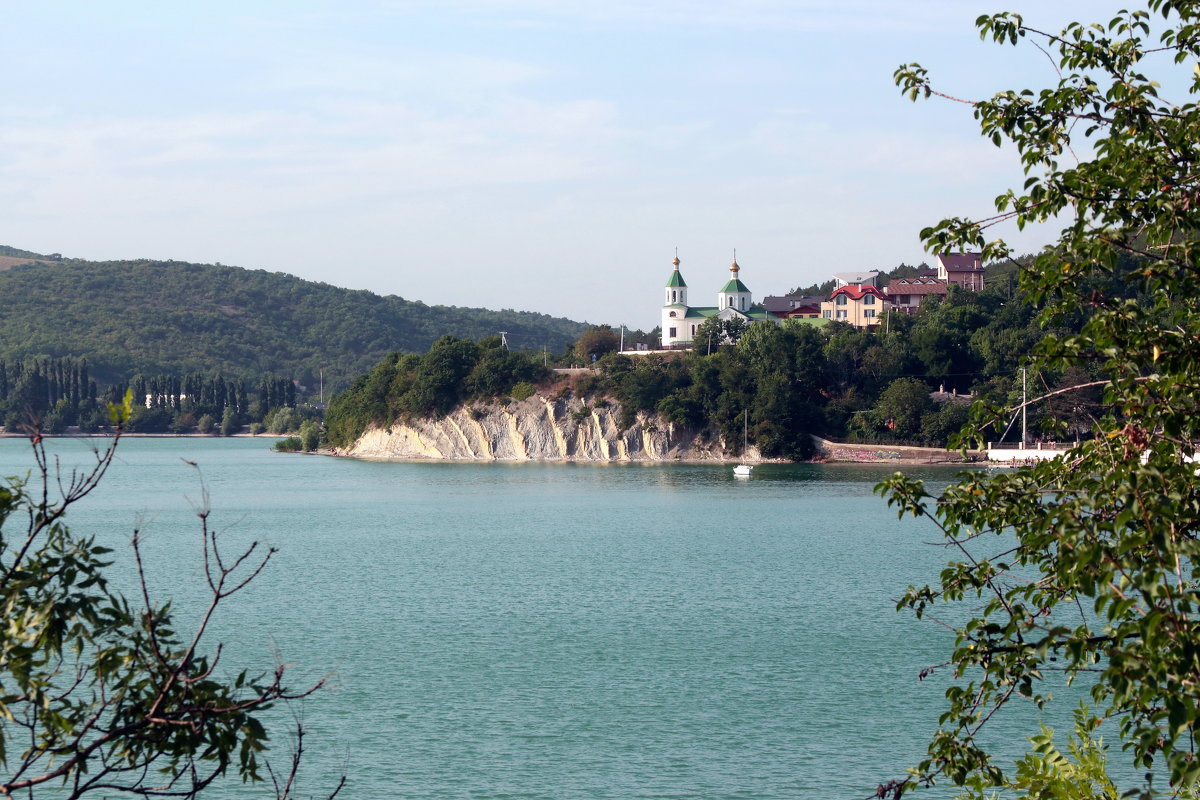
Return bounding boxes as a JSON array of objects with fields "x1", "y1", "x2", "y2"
[{"x1": 734, "y1": 410, "x2": 753, "y2": 477}]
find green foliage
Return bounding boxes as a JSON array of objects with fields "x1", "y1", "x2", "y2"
[
  {"x1": 219, "y1": 406, "x2": 238, "y2": 436},
  {"x1": 0, "y1": 434, "x2": 329, "y2": 796},
  {"x1": 0, "y1": 252, "x2": 586, "y2": 391},
  {"x1": 125, "y1": 405, "x2": 173, "y2": 433},
  {"x1": 574, "y1": 325, "x2": 619, "y2": 364},
  {"x1": 954, "y1": 706, "x2": 1122, "y2": 800},
  {"x1": 692, "y1": 316, "x2": 749, "y2": 351},
  {"x1": 196, "y1": 413, "x2": 216, "y2": 434},
  {"x1": 510, "y1": 381, "x2": 536, "y2": 402},
  {"x1": 324, "y1": 337, "x2": 551, "y2": 447},
  {"x1": 273, "y1": 436, "x2": 303, "y2": 452},
  {"x1": 879, "y1": 4, "x2": 1200, "y2": 796},
  {"x1": 299, "y1": 420, "x2": 320, "y2": 452},
  {"x1": 872, "y1": 378, "x2": 934, "y2": 439}
]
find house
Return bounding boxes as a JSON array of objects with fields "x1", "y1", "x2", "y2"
[
  {"x1": 832, "y1": 270, "x2": 880, "y2": 289},
  {"x1": 660, "y1": 256, "x2": 781, "y2": 348},
  {"x1": 762, "y1": 294, "x2": 823, "y2": 318},
  {"x1": 820, "y1": 284, "x2": 891, "y2": 327},
  {"x1": 936, "y1": 252, "x2": 984, "y2": 290},
  {"x1": 885, "y1": 275, "x2": 948, "y2": 314}
]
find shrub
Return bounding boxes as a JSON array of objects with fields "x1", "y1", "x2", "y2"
[{"x1": 273, "y1": 436, "x2": 302, "y2": 452}]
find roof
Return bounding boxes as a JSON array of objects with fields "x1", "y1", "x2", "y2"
[
  {"x1": 783, "y1": 316, "x2": 829, "y2": 327},
  {"x1": 886, "y1": 277, "x2": 948, "y2": 296},
  {"x1": 936, "y1": 252, "x2": 983, "y2": 271},
  {"x1": 744, "y1": 305, "x2": 780, "y2": 321},
  {"x1": 665, "y1": 268, "x2": 687, "y2": 288},
  {"x1": 684, "y1": 307, "x2": 717, "y2": 319},
  {"x1": 829, "y1": 284, "x2": 889, "y2": 301},
  {"x1": 719, "y1": 278, "x2": 751, "y2": 293},
  {"x1": 833, "y1": 271, "x2": 879, "y2": 286},
  {"x1": 762, "y1": 294, "x2": 822, "y2": 314}
]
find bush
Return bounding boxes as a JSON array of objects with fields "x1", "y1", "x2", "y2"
[
  {"x1": 126, "y1": 405, "x2": 173, "y2": 433},
  {"x1": 170, "y1": 412, "x2": 196, "y2": 434},
  {"x1": 273, "y1": 436, "x2": 302, "y2": 452},
  {"x1": 196, "y1": 414, "x2": 216, "y2": 434},
  {"x1": 510, "y1": 382, "x2": 535, "y2": 402}
]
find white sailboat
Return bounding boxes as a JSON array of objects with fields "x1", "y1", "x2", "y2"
[{"x1": 734, "y1": 410, "x2": 753, "y2": 477}]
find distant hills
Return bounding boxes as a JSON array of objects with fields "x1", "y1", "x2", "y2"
[{"x1": 0, "y1": 246, "x2": 588, "y2": 390}]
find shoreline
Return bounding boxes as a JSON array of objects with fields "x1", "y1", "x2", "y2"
[
  {"x1": 1, "y1": 431, "x2": 977, "y2": 466},
  {"x1": 0, "y1": 431, "x2": 288, "y2": 439}
]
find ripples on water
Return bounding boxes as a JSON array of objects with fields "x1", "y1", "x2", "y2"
[{"x1": 0, "y1": 439, "x2": 1083, "y2": 799}]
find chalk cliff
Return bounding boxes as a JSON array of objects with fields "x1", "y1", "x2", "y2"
[{"x1": 344, "y1": 394, "x2": 745, "y2": 462}]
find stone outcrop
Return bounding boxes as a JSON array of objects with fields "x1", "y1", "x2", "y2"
[{"x1": 345, "y1": 394, "x2": 745, "y2": 462}]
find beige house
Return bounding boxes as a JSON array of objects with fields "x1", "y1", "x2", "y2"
[{"x1": 820, "y1": 284, "x2": 891, "y2": 328}]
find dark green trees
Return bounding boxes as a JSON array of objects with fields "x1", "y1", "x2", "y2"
[{"x1": 324, "y1": 336, "x2": 552, "y2": 448}]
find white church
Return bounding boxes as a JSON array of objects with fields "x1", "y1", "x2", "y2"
[{"x1": 660, "y1": 255, "x2": 781, "y2": 348}]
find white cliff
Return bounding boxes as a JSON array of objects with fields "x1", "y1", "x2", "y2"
[{"x1": 344, "y1": 394, "x2": 742, "y2": 462}]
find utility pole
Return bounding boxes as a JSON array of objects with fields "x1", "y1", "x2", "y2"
[
  {"x1": 319, "y1": 368, "x2": 324, "y2": 405},
  {"x1": 619, "y1": 324, "x2": 625, "y2": 353},
  {"x1": 499, "y1": 331, "x2": 509, "y2": 350}
]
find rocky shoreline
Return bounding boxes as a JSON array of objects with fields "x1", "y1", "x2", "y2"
[{"x1": 338, "y1": 395, "x2": 975, "y2": 465}]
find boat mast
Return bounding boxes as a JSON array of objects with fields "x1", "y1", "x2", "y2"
[{"x1": 1021, "y1": 366, "x2": 1027, "y2": 447}]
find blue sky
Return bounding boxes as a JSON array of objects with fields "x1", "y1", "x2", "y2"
[{"x1": 3, "y1": 2, "x2": 1137, "y2": 330}]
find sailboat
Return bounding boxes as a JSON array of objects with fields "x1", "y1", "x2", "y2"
[{"x1": 734, "y1": 410, "x2": 753, "y2": 477}]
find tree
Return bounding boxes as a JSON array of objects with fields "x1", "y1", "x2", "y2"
[
  {"x1": 220, "y1": 405, "x2": 239, "y2": 436},
  {"x1": 573, "y1": 325, "x2": 619, "y2": 364},
  {"x1": 879, "y1": 4, "x2": 1200, "y2": 796},
  {"x1": 0, "y1": 404, "x2": 340, "y2": 798},
  {"x1": 871, "y1": 377, "x2": 932, "y2": 439},
  {"x1": 692, "y1": 316, "x2": 748, "y2": 352},
  {"x1": 300, "y1": 419, "x2": 320, "y2": 452}
]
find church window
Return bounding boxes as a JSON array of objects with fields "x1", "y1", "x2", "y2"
[
  {"x1": 669, "y1": 311, "x2": 677, "y2": 318},
  {"x1": 740, "y1": 296, "x2": 746, "y2": 310},
  {"x1": 691, "y1": 325, "x2": 696, "y2": 334},
  {"x1": 668, "y1": 327, "x2": 677, "y2": 338}
]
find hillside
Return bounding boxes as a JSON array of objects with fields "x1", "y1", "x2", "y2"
[{"x1": 0, "y1": 248, "x2": 587, "y2": 389}]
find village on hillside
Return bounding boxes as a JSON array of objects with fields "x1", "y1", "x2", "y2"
[{"x1": 658, "y1": 252, "x2": 984, "y2": 349}]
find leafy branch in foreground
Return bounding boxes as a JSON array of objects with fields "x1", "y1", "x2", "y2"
[
  {"x1": 0, "y1": 415, "x2": 341, "y2": 798},
  {"x1": 876, "y1": 2, "x2": 1200, "y2": 797}
]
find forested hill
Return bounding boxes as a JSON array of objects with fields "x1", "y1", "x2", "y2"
[{"x1": 0, "y1": 248, "x2": 588, "y2": 389}]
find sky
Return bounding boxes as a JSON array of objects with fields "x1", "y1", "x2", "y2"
[{"x1": 2, "y1": 1, "x2": 1151, "y2": 331}]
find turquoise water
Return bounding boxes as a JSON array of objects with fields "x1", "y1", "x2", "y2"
[{"x1": 0, "y1": 438, "x2": 1082, "y2": 799}]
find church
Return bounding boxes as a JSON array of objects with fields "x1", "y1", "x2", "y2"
[{"x1": 660, "y1": 255, "x2": 781, "y2": 348}]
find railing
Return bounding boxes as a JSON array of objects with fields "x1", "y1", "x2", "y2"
[{"x1": 987, "y1": 441, "x2": 1077, "y2": 450}]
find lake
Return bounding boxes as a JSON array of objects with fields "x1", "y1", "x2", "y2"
[{"x1": 0, "y1": 437, "x2": 1083, "y2": 799}]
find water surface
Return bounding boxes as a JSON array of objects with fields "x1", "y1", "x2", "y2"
[{"x1": 0, "y1": 438, "x2": 1079, "y2": 799}]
